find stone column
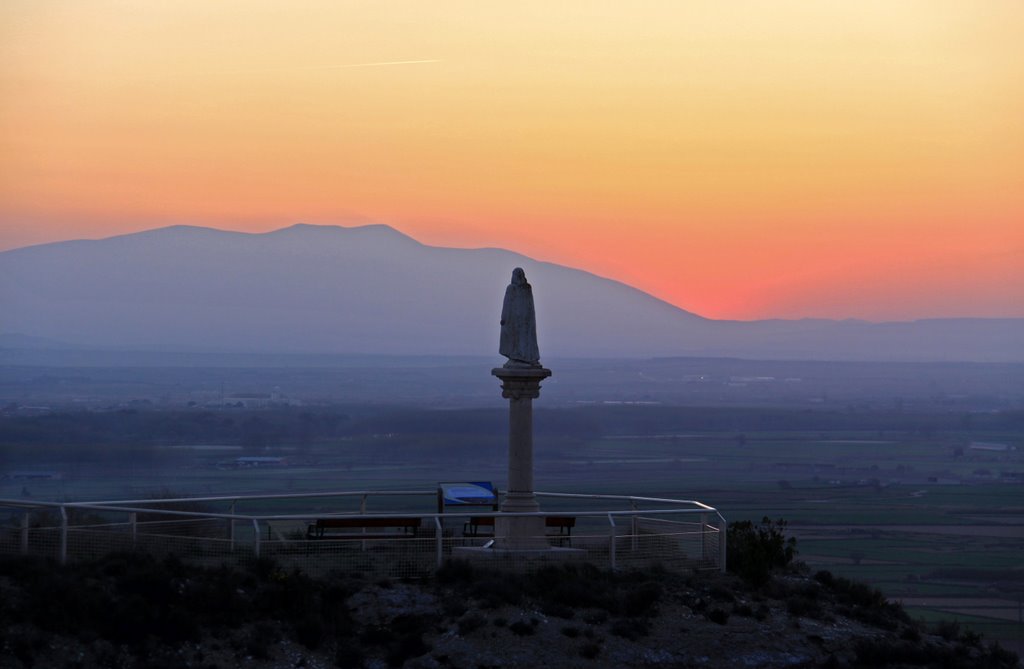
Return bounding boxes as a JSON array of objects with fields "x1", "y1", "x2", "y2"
[{"x1": 492, "y1": 366, "x2": 551, "y2": 549}]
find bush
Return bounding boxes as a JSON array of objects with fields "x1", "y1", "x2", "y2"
[
  {"x1": 732, "y1": 603, "x2": 754, "y2": 617},
  {"x1": 706, "y1": 608, "x2": 729, "y2": 625},
  {"x1": 385, "y1": 633, "x2": 430, "y2": 668},
  {"x1": 334, "y1": 639, "x2": 364, "y2": 668},
  {"x1": 541, "y1": 601, "x2": 575, "y2": 619},
  {"x1": 456, "y1": 613, "x2": 486, "y2": 636},
  {"x1": 727, "y1": 517, "x2": 797, "y2": 585},
  {"x1": 294, "y1": 615, "x2": 326, "y2": 650},
  {"x1": 786, "y1": 596, "x2": 822, "y2": 619},
  {"x1": 435, "y1": 559, "x2": 474, "y2": 584},
  {"x1": 620, "y1": 581, "x2": 661, "y2": 617},
  {"x1": 508, "y1": 620, "x2": 535, "y2": 636},
  {"x1": 935, "y1": 619, "x2": 961, "y2": 641},
  {"x1": 609, "y1": 618, "x2": 650, "y2": 640}
]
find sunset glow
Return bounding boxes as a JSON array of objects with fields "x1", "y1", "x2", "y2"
[{"x1": 2, "y1": 1, "x2": 1022, "y2": 320}]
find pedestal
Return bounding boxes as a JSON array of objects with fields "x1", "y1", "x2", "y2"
[{"x1": 492, "y1": 366, "x2": 551, "y2": 549}]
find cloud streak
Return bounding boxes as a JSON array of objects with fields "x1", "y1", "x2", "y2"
[
  {"x1": 133, "y1": 60, "x2": 442, "y2": 82},
  {"x1": 332, "y1": 59, "x2": 442, "y2": 68}
]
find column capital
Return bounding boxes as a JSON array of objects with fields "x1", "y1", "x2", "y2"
[{"x1": 492, "y1": 367, "x2": 552, "y2": 400}]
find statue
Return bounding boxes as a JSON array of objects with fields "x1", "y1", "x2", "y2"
[{"x1": 499, "y1": 268, "x2": 541, "y2": 368}]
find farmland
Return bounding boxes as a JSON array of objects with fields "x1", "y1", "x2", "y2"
[{"x1": 2, "y1": 400, "x2": 1022, "y2": 652}]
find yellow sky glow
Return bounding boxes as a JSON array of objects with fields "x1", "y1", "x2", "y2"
[{"x1": 1, "y1": 1, "x2": 1022, "y2": 319}]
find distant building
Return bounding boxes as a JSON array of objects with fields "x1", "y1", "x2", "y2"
[
  {"x1": 969, "y1": 442, "x2": 1014, "y2": 452},
  {"x1": 234, "y1": 456, "x2": 287, "y2": 468},
  {"x1": 926, "y1": 476, "x2": 961, "y2": 485},
  {"x1": 6, "y1": 471, "x2": 63, "y2": 481},
  {"x1": 214, "y1": 387, "x2": 299, "y2": 409},
  {"x1": 15, "y1": 406, "x2": 52, "y2": 416}
]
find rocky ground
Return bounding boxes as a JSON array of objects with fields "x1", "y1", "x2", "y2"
[{"x1": 0, "y1": 553, "x2": 1019, "y2": 669}]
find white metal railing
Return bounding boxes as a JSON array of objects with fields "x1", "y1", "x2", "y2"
[{"x1": 0, "y1": 490, "x2": 726, "y2": 575}]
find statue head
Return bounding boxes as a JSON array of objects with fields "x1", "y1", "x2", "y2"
[{"x1": 511, "y1": 267, "x2": 527, "y2": 286}]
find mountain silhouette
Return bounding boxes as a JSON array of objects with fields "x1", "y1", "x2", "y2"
[{"x1": 1, "y1": 224, "x2": 1021, "y2": 362}]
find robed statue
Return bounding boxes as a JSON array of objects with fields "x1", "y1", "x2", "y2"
[{"x1": 499, "y1": 268, "x2": 541, "y2": 368}]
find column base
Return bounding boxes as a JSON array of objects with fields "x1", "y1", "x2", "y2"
[
  {"x1": 452, "y1": 545, "x2": 586, "y2": 564},
  {"x1": 497, "y1": 491, "x2": 545, "y2": 549},
  {"x1": 494, "y1": 515, "x2": 547, "y2": 550}
]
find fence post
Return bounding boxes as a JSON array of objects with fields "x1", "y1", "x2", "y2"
[
  {"x1": 434, "y1": 517, "x2": 444, "y2": 569},
  {"x1": 59, "y1": 505, "x2": 68, "y2": 565},
  {"x1": 20, "y1": 511, "x2": 30, "y2": 555},
  {"x1": 630, "y1": 500, "x2": 639, "y2": 552},
  {"x1": 129, "y1": 512, "x2": 137, "y2": 547},
  {"x1": 718, "y1": 515, "x2": 728, "y2": 573},
  {"x1": 608, "y1": 514, "x2": 617, "y2": 571},
  {"x1": 699, "y1": 512, "x2": 707, "y2": 563},
  {"x1": 252, "y1": 519, "x2": 261, "y2": 559},
  {"x1": 359, "y1": 495, "x2": 369, "y2": 552},
  {"x1": 228, "y1": 501, "x2": 236, "y2": 551}
]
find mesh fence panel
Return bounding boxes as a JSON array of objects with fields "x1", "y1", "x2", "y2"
[{"x1": 0, "y1": 499, "x2": 725, "y2": 575}]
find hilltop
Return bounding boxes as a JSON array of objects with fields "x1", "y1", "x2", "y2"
[
  {"x1": 1, "y1": 552, "x2": 1018, "y2": 669},
  {"x1": 2, "y1": 223, "x2": 1022, "y2": 362}
]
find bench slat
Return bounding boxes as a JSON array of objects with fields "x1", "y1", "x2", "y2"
[
  {"x1": 307, "y1": 516, "x2": 422, "y2": 539},
  {"x1": 462, "y1": 515, "x2": 576, "y2": 538}
]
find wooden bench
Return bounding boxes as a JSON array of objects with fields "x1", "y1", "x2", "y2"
[
  {"x1": 306, "y1": 516, "x2": 422, "y2": 540},
  {"x1": 463, "y1": 516, "x2": 576, "y2": 545}
]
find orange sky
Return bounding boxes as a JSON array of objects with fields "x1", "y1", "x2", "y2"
[{"x1": 1, "y1": 1, "x2": 1022, "y2": 320}]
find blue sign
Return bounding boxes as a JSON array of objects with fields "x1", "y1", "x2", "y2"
[{"x1": 440, "y1": 481, "x2": 496, "y2": 506}]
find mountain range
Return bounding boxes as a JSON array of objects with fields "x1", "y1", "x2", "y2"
[{"x1": 1, "y1": 224, "x2": 1021, "y2": 362}]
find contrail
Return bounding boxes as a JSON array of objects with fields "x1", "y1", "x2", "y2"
[
  {"x1": 330, "y1": 59, "x2": 441, "y2": 68},
  {"x1": 131, "y1": 59, "x2": 442, "y2": 82}
]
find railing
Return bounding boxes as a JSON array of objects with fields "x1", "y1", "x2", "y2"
[{"x1": 0, "y1": 490, "x2": 726, "y2": 577}]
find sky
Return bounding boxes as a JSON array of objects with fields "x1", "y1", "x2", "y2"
[{"x1": 1, "y1": 1, "x2": 1022, "y2": 321}]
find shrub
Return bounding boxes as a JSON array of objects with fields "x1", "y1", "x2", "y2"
[
  {"x1": 709, "y1": 585, "x2": 735, "y2": 602},
  {"x1": 813, "y1": 570, "x2": 834, "y2": 587},
  {"x1": 620, "y1": 581, "x2": 661, "y2": 617},
  {"x1": 508, "y1": 620, "x2": 535, "y2": 636},
  {"x1": 786, "y1": 596, "x2": 822, "y2": 619},
  {"x1": 294, "y1": 615, "x2": 326, "y2": 650},
  {"x1": 899, "y1": 625, "x2": 921, "y2": 642},
  {"x1": 541, "y1": 601, "x2": 575, "y2": 619},
  {"x1": 474, "y1": 576, "x2": 522, "y2": 608},
  {"x1": 754, "y1": 604, "x2": 771, "y2": 621},
  {"x1": 244, "y1": 622, "x2": 277, "y2": 660},
  {"x1": 441, "y1": 596, "x2": 467, "y2": 619},
  {"x1": 732, "y1": 603, "x2": 754, "y2": 617},
  {"x1": 988, "y1": 643, "x2": 1020, "y2": 668},
  {"x1": 456, "y1": 613, "x2": 486, "y2": 636},
  {"x1": 334, "y1": 639, "x2": 364, "y2": 668},
  {"x1": 435, "y1": 559, "x2": 475, "y2": 584},
  {"x1": 385, "y1": 634, "x2": 430, "y2": 668},
  {"x1": 706, "y1": 608, "x2": 729, "y2": 625},
  {"x1": 727, "y1": 517, "x2": 797, "y2": 585},
  {"x1": 609, "y1": 618, "x2": 649, "y2": 640},
  {"x1": 579, "y1": 642, "x2": 601, "y2": 659},
  {"x1": 935, "y1": 619, "x2": 961, "y2": 641}
]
